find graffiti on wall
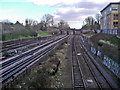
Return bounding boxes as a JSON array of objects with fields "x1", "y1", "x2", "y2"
[
  {"x1": 103, "y1": 55, "x2": 120, "y2": 77},
  {"x1": 81, "y1": 36, "x2": 84, "y2": 42},
  {"x1": 97, "y1": 50, "x2": 101, "y2": 57},
  {"x1": 81, "y1": 35, "x2": 120, "y2": 78},
  {"x1": 91, "y1": 47, "x2": 96, "y2": 54}
]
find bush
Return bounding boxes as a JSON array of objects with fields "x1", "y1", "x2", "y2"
[
  {"x1": 97, "y1": 41, "x2": 104, "y2": 46},
  {"x1": 28, "y1": 29, "x2": 37, "y2": 37},
  {"x1": 2, "y1": 28, "x2": 37, "y2": 41},
  {"x1": 52, "y1": 31, "x2": 58, "y2": 35},
  {"x1": 107, "y1": 35, "x2": 120, "y2": 47},
  {"x1": 3, "y1": 51, "x2": 10, "y2": 57},
  {"x1": 37, "y1": 32, "x2": 51, "y2": 37}
]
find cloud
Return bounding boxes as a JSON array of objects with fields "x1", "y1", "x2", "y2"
[
  {"x1": 53, "y1": 7, "x2": 98, "y2": 24},
  {"x1": 27, "y1": 0, "x2": 82, "y2": 6},
  {"x1": 27, "y1": 0, "x2": 117, "y2": 25},
  {"x1": 27, "y1": 0, "x2": 119, "y2": 7},
  {"x1": 1, "y1": 0, "x2": 119, "y2": 28},
  {"x1": 75, "y1": 2, "x2": 106, "y2": 9},
  {"x1": 53, "y1": 7, "x2": 99, "y2": 28},
  {"x1": 49, "y1": 0, "x2": 119, "y2": 28}
]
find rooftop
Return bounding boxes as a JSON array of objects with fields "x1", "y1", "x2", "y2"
[{"x1": 100, "y1": 2, "x2": 120, "y2": 12}]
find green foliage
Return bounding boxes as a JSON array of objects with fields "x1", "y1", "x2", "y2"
[
  {"x1": 3, "y1": 51, "x2": 10, "y2": 57},
  {"x1": 37, "y1": 32, "x2": 51, "y2": 37},
  {"x1": 97, "y1": 35, "x2": 120, "y2": 47},
  {"x1": 52, "y1": 31, "x2": 58, "y2": 35},
  {"x1": 25, "y1": 25, "x2": 31, "y2": 30},
  {"x1": 2, "y1": 28, "x2": 37, "y2": 41},
  {"x1": 28, "y1": 29, "x2": 37, "y2": 37},
  {"x1": 4, "y1": 34, "x2": 12, "y2": 41},
  {"x1": 19, "y1": 35, "x2": 32, "y2": 39},
  {"x1": 97, "y1": 41, "x2": 104, "y2": 46},
  {"x1": 107, "y1": 35, "x2": 120, "y2": 47}
]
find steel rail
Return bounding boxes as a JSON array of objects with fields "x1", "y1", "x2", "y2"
[
  {"x1": 79, "y1": 35, "x2": 116, "y2": 88},
  {"x1": 1, "y1": 35, "x2": 68, "y2": 86},
  {"x1": 0, "y1": 35, "x2": 65, "y2": 70},
  {"x1": 71, "y1": 36, "x2": 86, "y2": 90}
]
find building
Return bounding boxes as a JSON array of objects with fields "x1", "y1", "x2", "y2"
[{"x1": 100, "y1": 2, "x2": 120, "y2": 36}]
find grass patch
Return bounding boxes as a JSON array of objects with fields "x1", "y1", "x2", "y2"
[
  {"x1": 98, "y1": 35, "x2": 120, "y2": 47},
  {"x1": 107, "y1": 35, "x2": 120, "y2": 47},
  {"x1": 4, "y1": 35, "x2": 33, "y2": 41},
  {"x1": 5, "y1": 35, "x2": 12, "y2": 41},
  {"x1": 3, "y1": 32, "x2": 51, "y2": 41},
  {"x1": 37, "y1": 32, "x2": 51, "y2": 37},
  {"x1": 19, "y1": 35, "x2": 32, "y2": 39},
  {"x1": 90, "y1": 33, "x2": 120, "y2": 47},
  {"x1": 99, "y1": 40, "x2": 116, "y2": 47}
]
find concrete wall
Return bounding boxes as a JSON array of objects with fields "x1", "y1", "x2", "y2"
[{"x1": 81, "y1": 35, "x2": 120, "y2": 78}]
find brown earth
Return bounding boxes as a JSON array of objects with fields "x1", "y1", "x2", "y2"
[{"x1": 14, "y1": 39, "x2": 72, "y2": 89}]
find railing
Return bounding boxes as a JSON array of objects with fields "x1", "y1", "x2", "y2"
[{"x1": 102, "y1": 29, "x2": 118, "y2": 35}]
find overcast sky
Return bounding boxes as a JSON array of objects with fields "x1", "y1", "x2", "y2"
[{"x1": 0, "y1": 0, "x2": 119, "y2": 29}]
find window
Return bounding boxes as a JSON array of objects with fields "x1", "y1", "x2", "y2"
[
  {"x1": 114, "y1": 14, "x2": 118, "y2": 20},
  {"x1": 113, "y1": 22, "x2": 118, "y2": 27},
  {"x1": 112, "y1": 7, "x2": 118, "y2": 11},
  {"x1": 105, "y1": 11, "x2": 106, "y2": 15},
  {"x1": 109, "y1": 8, "x2": 112, "y2": 11}
]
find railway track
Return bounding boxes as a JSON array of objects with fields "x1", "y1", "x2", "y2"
[
  {"x1": 79, "y1": 36, "x2": 119, "y2": 88},
  {"x1": 1, "y1": 36, "x2": 51, "y2": 46},
  {"x1": 1, "y1": 36, "x2": 53, "y2": 54},
  {"x1": 71, "y1": 37, "x2": 85, "y2": 89},
  {"x1": 1, "y1": 36, "x2": 60, "y2": 60},
  {"x1": 71, "y1": 35, "x2": 118, "y2": 89},
  {"x1": 0, "y1": 35, "x2": 68, "y2": 88}
]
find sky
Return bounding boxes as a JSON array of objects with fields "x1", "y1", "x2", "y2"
[{"x1": 0, "y1": 0, "x2": 119, "y2": 29}]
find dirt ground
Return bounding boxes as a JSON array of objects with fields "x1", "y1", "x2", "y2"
[{"x1": 14, "y1": 38, "x2": 72, "y2": 89}]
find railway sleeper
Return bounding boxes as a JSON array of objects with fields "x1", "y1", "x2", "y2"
[
  {"x1": 73, "y1": 70, "x2": 80, "y2": 74},
  {"x1": 72, "y1": 61, "x2": 78, "y2": 64},
  {"x1": 74, "y1": 85, "x2": 84, "y2": 88},
  {"x1": 74, "y1": 79, "x2": 82, "y2": 82},
  {"x1": 74, "y1": 79, "x2": 83, "y2": 82},
  {"x1": 73, "y1": 65, "x2": 79, "y2": 67},
  {"x1": 1, "y1": 36, "x2": 68, "y2": 89},
  {"x1": 74, "y1": 82, "x2": 84, "y2": 87}
]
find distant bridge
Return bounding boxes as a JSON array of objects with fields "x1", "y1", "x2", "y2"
[{"x1": 59, "y1": 29, "x2": 81, "y2": 35}]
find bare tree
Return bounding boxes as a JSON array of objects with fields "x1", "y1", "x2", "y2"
[
  {"x1": 25, "y1": 19, "x2": 38, "y2": 26},
  {"x1": 58, "y1": 20, "x2": 64, "y2": 29},
  {"x1": 82, "y1": 16, "x2": 96, "y2": 30},
  {"x1": 95, "y1": 13, "x2": 101, "y2": 25},
  {"x1": 51, "y1": 16, "x2": 54, "y2": 26},
  {"x1": 40, "y1": 20, "x2": 46, "y2": 31},
  {"x1": 85, "y1": 16, "x2": 95, "y2": 26},
  {"x1": 85, "y1": 17, "x2": 90, "y2": 25},
  {"x1": 42, "y1": 14, "x2": 54, "y2": 30},
  {"x1": 58, "y1": 20, "x2": 70, "y2": 29}
]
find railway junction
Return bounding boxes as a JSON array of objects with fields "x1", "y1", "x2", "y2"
[{"x1": 0, "y1": 33, "x2": 120, "y2": 89}]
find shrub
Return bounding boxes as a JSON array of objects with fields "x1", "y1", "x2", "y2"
[
  {"x1": 97, "y1": 41, "x2": 104, "y2": 46},
  {"x1": 107, "y1": 35, "x2": 119, "y2": 47}
]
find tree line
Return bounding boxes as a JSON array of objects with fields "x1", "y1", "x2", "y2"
[
  {"x1": 81, "y1": 13, "x2": 101, "y2": 32},
  {"x1": 1, "y1": 14, "x2": 70, "y2": 41},
  {"x1": 25, "y1": 14, "x2": 70, "y2": 31}
]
